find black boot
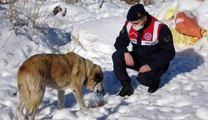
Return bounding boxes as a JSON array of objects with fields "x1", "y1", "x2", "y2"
[
  {"x1": 118, "y1": 80, "x2": 134, "y2": 97},
  {"x1": 148, "y1": 85, "x2": 159, "y2": 93}
]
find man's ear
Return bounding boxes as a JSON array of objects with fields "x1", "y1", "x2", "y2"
[{"x1": 144, "y1": 16, "x2": 147, "y2": 21}]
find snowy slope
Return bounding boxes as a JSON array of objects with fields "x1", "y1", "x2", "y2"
[{"x1": 0, "y1": 0, "x2": 208, "y2": 120}]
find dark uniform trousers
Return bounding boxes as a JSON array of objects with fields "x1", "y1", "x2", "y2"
[{"x1": 112, "y1": 51, "x2": 169, "y2": 87}]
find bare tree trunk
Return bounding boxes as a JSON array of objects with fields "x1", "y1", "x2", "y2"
[
  {"x1": 63, "y1": 0, "x2": 79, "y2": 4},
  {"x1": 121, "y1": 0, "x2": 140, "y2": 4},
  {"x1": 99, "y1": 0, "x2": 105, "y2": 8},
  {"x1": 143, "y1": 0, "x2": 154, "y2": 5},
  {"x1": 0, "y1": 0, "x2": 16, "y2": 4},
  {"x1": 121, "y1": 0, "x2": 154, "y2": 5}
]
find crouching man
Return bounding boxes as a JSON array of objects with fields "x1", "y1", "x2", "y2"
[{"x1": 112, "y1": 4, "x2": 175, "y2": 97}]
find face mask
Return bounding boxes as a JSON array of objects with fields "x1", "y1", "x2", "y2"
[{"x1": 133, "y1": 24, "x2": 143, "y2": 31}]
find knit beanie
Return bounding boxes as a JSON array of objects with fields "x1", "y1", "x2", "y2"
[{"x1": 127, "y1": 4, "x2": 146, "y2": 21}]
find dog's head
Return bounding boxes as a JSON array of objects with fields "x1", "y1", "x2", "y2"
[{"x1": 84, "y1": 60, "x2": 104, "y2": 93}]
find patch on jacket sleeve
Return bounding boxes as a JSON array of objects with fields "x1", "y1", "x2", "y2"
[{"x1": 164, "y1": 35, "x2": 171, "y2": 43}]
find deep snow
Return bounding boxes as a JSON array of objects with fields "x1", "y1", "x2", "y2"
[{"x1": 0, "y1": 0, "x2": 208, "y2": 120}]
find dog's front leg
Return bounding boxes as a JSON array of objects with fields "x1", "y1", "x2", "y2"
[
  {"x1": 72, "y1": 89, "x2": 87, "y2": 110},
  {"x1": 58, "y1": 90, "x2": 65, "y2": 109}
]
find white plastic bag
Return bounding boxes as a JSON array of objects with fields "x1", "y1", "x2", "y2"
[
  {"x1": 177, "y1": 0, "x2": 202, "y2": 11},
  {"x1": 193, "y1": 1, "x2": 208, "y2": 30}
]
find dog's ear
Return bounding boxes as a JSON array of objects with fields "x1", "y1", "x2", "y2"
[
  {"x1": 93, "y1": 64, "x2": 103, "y2": 83},
  {"x1": 94, "y1": 72, "x2": 103, "y2": 83}
]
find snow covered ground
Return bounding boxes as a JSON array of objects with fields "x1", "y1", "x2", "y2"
[{"x1": 0, "y1": 0, "x2": 208, "y2": 119}]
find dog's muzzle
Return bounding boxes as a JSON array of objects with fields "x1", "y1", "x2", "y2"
[{"x1": 93, "y1": 82, "x2": 104, "y2": 93}]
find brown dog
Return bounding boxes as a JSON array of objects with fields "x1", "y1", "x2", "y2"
[{"x1": 16, "y1": 52, "x2": 103, "y2": 120}]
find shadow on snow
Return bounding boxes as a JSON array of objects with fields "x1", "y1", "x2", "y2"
[
  {"x1": 160, "y1": 48, "x2": 204, "y2": 87},
  {"x1": 15, "y1": 24, "x2": 71, "y2": 53}
]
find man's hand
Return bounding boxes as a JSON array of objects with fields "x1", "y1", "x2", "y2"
[
  {"x1": 139, "y1": 64, "x2": 151, "y2": 73},
  {"x1": 124, "y1": 52, "x2": 134, "y2": 66}
]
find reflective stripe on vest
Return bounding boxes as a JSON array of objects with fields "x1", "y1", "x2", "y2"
[
  {"x1": 126, "y1": 19, "x2": 162, "y2": 46},
  {"x1": 126, "y1": 22, "x2": 138, "y2": 44}
]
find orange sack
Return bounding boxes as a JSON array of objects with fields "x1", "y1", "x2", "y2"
[{"x1": 175, "y1": 11, "x2": 202, "y2": 38}]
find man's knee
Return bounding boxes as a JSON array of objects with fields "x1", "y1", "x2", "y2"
[{"x1": 112, "y1": 51, "x2": 123, "y2": 62}]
